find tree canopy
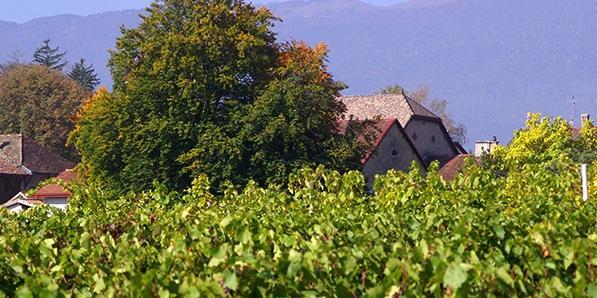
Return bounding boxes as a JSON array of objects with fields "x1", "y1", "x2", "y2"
[
  {"x1": 71, "y1": 0, "x2": 363, "y2": 192},
  {"x1": 33, "y1": 39, "x2": 68, "y2": 71},
  {"x1": 68, "y1": 58, "x2": 100, "y2": 92},
  {"x1": 0, "y1": 64, "x2": 89, "y2": 159}
]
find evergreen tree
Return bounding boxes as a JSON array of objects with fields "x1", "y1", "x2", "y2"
[
  {"x1": 68, "y1": 58, "x2": 100, "y2": 91},
  {"x1": 33, "y1": 38, "x2": 67, "y2": 71}
]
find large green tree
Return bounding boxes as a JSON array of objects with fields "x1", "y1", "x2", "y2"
[
  {"x1": 72, "y1": 0, "x2": 363, "y2": 192},
  {"x1": 181, "y1": 42, "x2": 365, "y2": 187},
  {"x1": 33, "y1": 39, "x2": 68, "y2": 71},
  {"x1": 0, "y1": 64, "x2": 88, "y2": 159},
  {"x1": 68, "y1": 58, "x2": 100, "y2": 91}
]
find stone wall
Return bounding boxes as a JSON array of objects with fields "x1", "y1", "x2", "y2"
[
  {"x1": 363, "y1": 123, "x2": 423, "y2": 186},
  {"x1": 404, "y1": 118, "x2": 455, "y2": 158}
]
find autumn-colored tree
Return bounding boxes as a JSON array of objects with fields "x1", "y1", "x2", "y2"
[
  {"x1": 0, "y1": 64, "x2": 88, "y2": 159},
  {"x1": 484, "y1": 113, "x2": 597, "y2": 175}
]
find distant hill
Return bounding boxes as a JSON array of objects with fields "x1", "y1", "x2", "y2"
[{"x1": 1, "y1": 0, "x2": 596, "y2": 146}]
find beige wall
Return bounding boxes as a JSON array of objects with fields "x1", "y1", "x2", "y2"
[
  {"x1": 404, "y1": 119, "x2": 455, "y2": 159},
  {"x1": 474, "y1": 141, "x2": 498, "y2": 157},
  {"x1": 363, "y1": 124, "x2": 423, "y2": 185}
]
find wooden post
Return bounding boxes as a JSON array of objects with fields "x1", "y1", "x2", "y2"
[{"x1": 581, "y1": 164, "x2": 588, "y2": 202}]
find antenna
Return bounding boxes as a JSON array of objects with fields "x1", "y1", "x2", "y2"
[{"x1": 562, "y1": 94, "x2": 580, "y2": 126}]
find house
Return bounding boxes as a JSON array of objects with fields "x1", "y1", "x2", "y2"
[
  {"x1": 2, "y1": 169, "x2": 78, "y2": 212},
  {"x1": 340, "y1": 94, "x2": 459, "y2": 166},
  {"x1": 438, "y1": 154, "x2": 480, "y2": 181},
  {"x1": 0, "y1": 134, "x2": 75, "y2": 204},
  {"x1": 29, "y1": 169, "x2": 78, "y2": 209},
  {"x1": 1, "y1": 192, "x2": 45, "y2": 213},
  {"x1": 338, "y1": 118, "x2": 425, "y2": 185},
  {"x1": 474, "y1": 137, "x2": 499, "y2": 157}
]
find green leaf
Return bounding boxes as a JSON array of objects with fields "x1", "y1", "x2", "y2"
[
  {"x1": 223, "y1": 270, "x2": 238, "y2": 291},
  {"x1": 496, "y1": 266, "x2": 514, "y2": 287},
  {"x1": 220, "y1": 216, "x2": 233, "y2": 228},
  {"x1": 443, "y1": 263, "x2": 468, "y2": 290}
]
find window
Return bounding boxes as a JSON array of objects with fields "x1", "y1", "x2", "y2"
[
  {"x1": 431, "y1": 136, "x2": 436, "y2": 143},
  {"x1": 392, "y1": 149, "x2": 399, "y2": 156}
]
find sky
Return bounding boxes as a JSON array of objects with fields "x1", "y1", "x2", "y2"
[{"x1": 1, "y1": 0, "x2": 404, "y2": 23}]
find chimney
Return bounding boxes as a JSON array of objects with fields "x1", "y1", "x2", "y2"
[{"x1": 581, "y1": 113, "x2": 590, "y2": 126}]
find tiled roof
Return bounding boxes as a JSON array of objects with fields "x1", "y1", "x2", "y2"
[
  {"x1": 31, "y1": 169, "x2": 79, "y2": 199},
  {"x1": 0, "y1": 134, "x2": 75, "y2": 175},
  {"x1": 453, "y1": 142, "x2": 468, "y2": 154},
  {"x1": 439, "y1": 154, "x2": 480, "y2": 181},
  {"x1": 339, "y1": 94, "x2": 441, "y2": 127}
]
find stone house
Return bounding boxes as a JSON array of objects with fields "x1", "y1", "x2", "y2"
[
  {"x1": 338, "y1": 118, "x2": 424, "y2": 185},
  {"x1": 0, "y1": 134, "x2": 74, "y2": 204},
  {"x1": 340, "y1": 94, "x2": 459, "y2": 167}
]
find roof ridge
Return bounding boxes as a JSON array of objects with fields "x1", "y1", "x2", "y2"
[
  {"x1": 338, "y1": 94, "x2": 405, "y2": 98},
  {"x1": 403, "y1": 95, "x2": 440, "y2": 119}
]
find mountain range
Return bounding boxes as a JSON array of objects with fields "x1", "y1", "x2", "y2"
[{"x1": 1, "y1": 0, "x2": 596, "y2": 146}]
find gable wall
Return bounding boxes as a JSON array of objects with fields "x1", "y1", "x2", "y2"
[
  {"x1": 363, "y1": 124, "x2": 423, "y2": 185},
  {"x1": 404, "y1": 118, "x2": 455, "y2": 159},
  {"x1": 0, "y1": 174, "x2": 26, "y2": 204}
]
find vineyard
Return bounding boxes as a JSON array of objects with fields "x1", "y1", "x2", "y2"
[{"x1": 0, "y1": 116, "x2": 596, "y2": 296}]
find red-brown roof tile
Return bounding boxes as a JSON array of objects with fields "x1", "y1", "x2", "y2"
[
  {"x1": 439, "y1": 154, "x2": 480, "y2": 181},
  {"x1": 0, "y1": 134, "x2": 75, "y2": 175},
  {"x1": 31, "y1": 169, "x2": 79, "y2": 199}
]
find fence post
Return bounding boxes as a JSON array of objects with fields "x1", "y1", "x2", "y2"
[{"x1": 581, "y1": 164, "x2": 588, "y2": 202}]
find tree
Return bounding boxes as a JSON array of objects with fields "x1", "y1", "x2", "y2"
[
  {"x1": 68, "y1": 58, "x2": 100, "y2": 91},
  {"x1": 378, "y1": 84, "x2": 405, "y2": 95},
  {"x1": 379, "y1": 84, "x2": 468, "y2": 144},
  {"x1": 72, "y1": 0, "x2": 367, "y2": 193},
  {"x1": 72, "y1": 0, "x2": 281, "y2": 192},
  {"x1": 483, "y1": 113, "x2": 596, "y2": 175},
  {"x1": 0, "y1": 64, "x2": 89, "y2": 159},
  {"x1": 33, "y1": 39, "x2": 67, "y2": 71},
  {"x1": 181, "y1": 42, "x2": 364, "y2": 187}
]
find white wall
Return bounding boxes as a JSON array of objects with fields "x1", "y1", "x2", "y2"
[{"x1": 45, "y1": 198, "x2": 68, "y2": 210}]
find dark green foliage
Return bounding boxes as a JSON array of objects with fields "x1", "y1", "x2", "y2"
[
  {"x1": 72, "y1": 0, "x2": 364, "y2": 193},
  {"x1": 33, "y1": 39, "x2": 67, "y2": 71},
  {"x1": 68, "y1": 58, "x2": 100, "y2": 91}
]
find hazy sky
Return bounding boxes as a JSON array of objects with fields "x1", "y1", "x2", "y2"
[{"x1": 2, "y1": 0, "x2": 404, "y2": 23}]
